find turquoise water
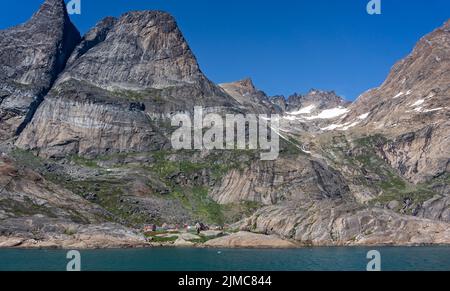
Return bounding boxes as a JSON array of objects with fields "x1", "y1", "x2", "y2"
[{"x1": 0, "y1": 247, "x2": 449, "y2": 271}]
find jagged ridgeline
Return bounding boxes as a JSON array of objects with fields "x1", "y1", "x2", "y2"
[{"x1": 0, "y1": 0, "x2": 449, "y2": 248}]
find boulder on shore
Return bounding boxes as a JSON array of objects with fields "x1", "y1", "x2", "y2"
[{"x1": 204, "y1": 231, "x2": 296, "y2": 249}]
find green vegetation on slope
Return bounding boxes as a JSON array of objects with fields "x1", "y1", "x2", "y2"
[
  {"x1": 321, "y1": 135, "x2": 438, "y2": 214},
  {"x1": 9, "y1": 147, "x2": 263, "y2": 227}
]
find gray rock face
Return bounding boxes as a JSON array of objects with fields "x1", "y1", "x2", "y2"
[
  {"x1": 342, "y1": 20, "x2": 450, "y2": 184},
  {"x1": 16, "y1": 10, "x2": 239, "y2": 158},
  {"x1": 379, "y1": 124, "x2": 450, "y2": 184},
  {"x1": 204, "y1": 231, "x2": 296, "y2": 248},
  {"x1": 16, "y1": 89, "x2": 170, "y2": 158},
  {"x1": 418, "y1": 195, "x2": 450, "y2": 222},
  {"x1": 210, "y1": 157, "x2": 350, "y2": 205},
  {"x1": 240, "y1": 201, "x2": 450, "y2": 246},
  {"x1": 0, "y1": 0, "x2": 80, "y2": 139},
  {"x1": 270, "y1": 95, "x2": 287, "y2": 112},
  {"x1": 57, "y1": 11, "x2": 236, "y2": 111}
]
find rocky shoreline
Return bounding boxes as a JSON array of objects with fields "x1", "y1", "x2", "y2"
[{"x1": 2, "y1": 230, "x2": 450, "y2": 250}]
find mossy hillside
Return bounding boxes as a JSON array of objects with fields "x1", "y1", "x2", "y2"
[
  {"x1": 70, "y1": 155, "x2": 99, "y2": 168},
  {"x1": 278, "y1": 135, "x2": 309, "y2": 157},
  {"x1": 0, "y1": 197, "x2": 58, "y2": 219},
  {"x1": 321, "y1": 135, "x2": 437, "y2": 213},
  {"x1": 146, "y1": 150, "x2": 261, "y2": 225},
  {"x1": 9, "y1": 148, "x2": 148, "y2": 225},
  {"x1": 9, "y1": 147, "x2": 263, "y2": 227},
  {"x1": 149, "y1": 150, "x2": 257, "y2": 181},
  {"x1": 10, "y1": 148, "x2": 44, "y2": 170},
  {"x1": 62, "y1": 179, "x2": 148, "y2": 225},
  {"x1": 68, "y1": 150, "x2": 259, "y2": 226}
]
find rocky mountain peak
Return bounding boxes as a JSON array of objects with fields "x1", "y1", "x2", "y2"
[
  {"x1": 443, "y1": 19, "x2": 450, "y2": 30},
  {"x1": 284, "y1": 89, "x2": 349, "y2": 113},
  {"x1": 0, "y1": 0, "x2": 80, "y2": 139},
  {"x1": 53, "y1": 8, "x2": 237, "y2": 112},
  {"x1": 32, "y1": 0, "x2": 67, "y2": 20},
  {"x1": 59, "y1": 10, "x2": 207, "y2": 91},
  {"x1": 220, "y1": 78, "x2": 257, "y2": 95},
  {"x1": 219, "y1": 78, "x2": 275, "y2": 113},
  {"x1": 0, "y1": 0, "x2": 80, "y2": 85},
  {"x1": 336, "y1": 19, "x2": 450, "y2": 184},
  {"x1": 236, "y1": 78, "x2": 257, "y2": 92},
  {"x1": 344, "y1": 18, "x2": 450, "y2": 131},
  {"x1": 14, "y1": 4, "x2": 240, "y2": 158}
]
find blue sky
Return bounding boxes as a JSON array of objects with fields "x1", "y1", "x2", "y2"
[{"x1": 1, "y1": 1, "x2": 449, "y2": 100}]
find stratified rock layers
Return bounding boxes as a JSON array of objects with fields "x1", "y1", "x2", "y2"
[
  {"x1": 16, "y1": 10, "x2": 238, "y2": 157},
  {"x1": 0, "y1": 0, "x2": 80, "y2": 139}
]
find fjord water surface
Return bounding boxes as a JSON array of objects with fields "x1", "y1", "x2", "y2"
[{"x1": 0, "y1": 247, "x2": 449, "y2": 271}]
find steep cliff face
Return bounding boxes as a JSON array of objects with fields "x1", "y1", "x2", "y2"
[
  {"x1": 346, "y1": 20, "x2": 450, "y2": 129},
  {"x1": 240, "y1": 201, "x2": 450, "y2": 246},
  {"x1": 16, "y1": 11, "x2": 239, "y2": 158},
  {"x1": 57, "y1": 11, "x2": 236, "y2": 109},
  {"x1": 0, "y1": 0, "x2": 80, "y2": 139},
  {"x1": 210, "y1": 157, "x2": 350, "y2": 205},
  {"x1": 341, "y1": 20, "x2": 450, "y2": 184},
  {"x1": 16, "y1": 91, "x2": 170, "y2": 158},
  {"x1": 379, "y1": 124, "x2": 449, "y2": 184}
]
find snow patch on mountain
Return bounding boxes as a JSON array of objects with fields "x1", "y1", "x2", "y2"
[
  {"x1": 358, "y1": 112, "x2": 370, "y2": 120},
  {"x1": 411, "y1": 99, "x2": 425, "y2": 107},
  {"x1": 423, "y1": 107, "x2": 444, "y2": 113},
  {"x1": 304, "y1": 107, "x2": 349, "y2": 120},
  {"x1": 283, "y1": 115, "x2": 297, "y2": 121},
  {"x1": 321, "y1": 120, "x2": 360, "y2": 131},
  {"x1": 394, "y1": 90, "x2": 413, "y2": 99},
  {"x1": 287, "y1": 105, "x2": 316, "y2": 115}
]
